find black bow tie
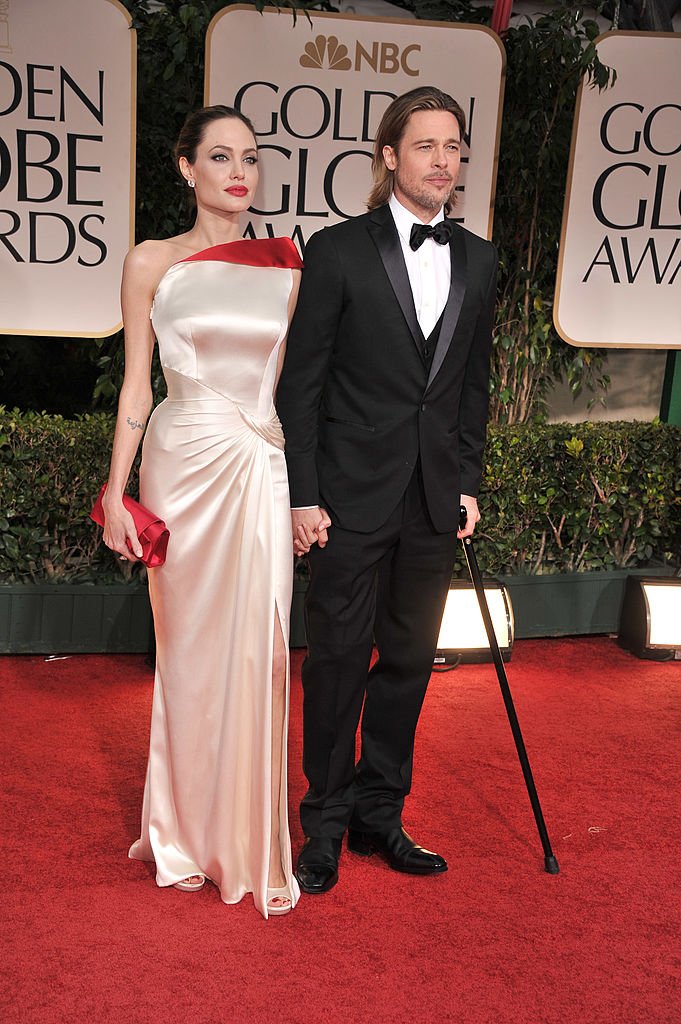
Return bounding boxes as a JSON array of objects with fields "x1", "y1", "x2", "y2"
[{"x1": 409, "y1": 220, "x2": 454, "y2": 251}]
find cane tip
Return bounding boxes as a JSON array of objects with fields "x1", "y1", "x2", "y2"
[{"x1": 544, "y1": 855, "x2": 560, "y2": 875}]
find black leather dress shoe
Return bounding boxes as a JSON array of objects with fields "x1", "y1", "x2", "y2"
[
  {"x1": 347, "y1": 826, "x2": 448, "y2": 875},
  {"x1": 295, "y1": 836, "x2": 342, "y2": 894}
]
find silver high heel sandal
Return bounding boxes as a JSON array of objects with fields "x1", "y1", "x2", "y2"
[
  {"x1": 173, "y1": 874, "x2": 206, "y2": 892},
  {"x1": 266, "y1": 886, "x2": 293, "y2": 916}
]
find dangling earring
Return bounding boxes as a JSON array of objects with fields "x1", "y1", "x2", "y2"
[{"x1": 187, "y1": 179, "x2": 195, "y2": 188}]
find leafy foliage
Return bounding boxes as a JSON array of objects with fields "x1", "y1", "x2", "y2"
[
  {"x1": 473, "y1": 420, "x2": 681, "y2": 574},
  {"x1": 2, "y1": 409, "x2": 678, "y2": 582},
  {"x1": 0, "y1": 408, "x2": 141, "y2": 583},
  {"x1": 490, "y1": 6, "x2": 615, "y2": 423}
]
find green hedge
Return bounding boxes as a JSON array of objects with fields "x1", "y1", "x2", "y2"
[
  {"x1": 477, "y1": 422, "x2": 681, "y2": 575},
  {"x1": 0, "y1": 409, "x2": 138, "y2": 583},
  {"x1": 1, "y1": 409, "x2": 679, "y2": 583}
]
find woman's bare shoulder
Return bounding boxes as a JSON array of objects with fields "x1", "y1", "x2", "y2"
[
  {"x1": 124, "y1": 237, "x2": 181, "y2": 273},
  {"x1": 123, "y1": 235, "x2": 193, "y2": 291}
]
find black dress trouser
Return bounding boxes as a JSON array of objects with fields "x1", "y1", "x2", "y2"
[{"x1": 300, "y1": 467, "x2": 458, "y2": 838}]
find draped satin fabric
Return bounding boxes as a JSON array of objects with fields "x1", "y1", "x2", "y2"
[{"x1": 129, "y1": 239, "x2": 302, "y2": 919}]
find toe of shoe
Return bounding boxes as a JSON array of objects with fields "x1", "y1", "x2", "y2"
[
  {"x1": 295, "y1": 865, "x2": 338, "y2": 893},
  {"x1": 402, "y1": 851, "x2": 448, "y2": 874}
]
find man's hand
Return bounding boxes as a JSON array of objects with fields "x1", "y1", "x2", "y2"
[
  {"x1": 457, "y1": 494, "x2": 480, "y2": 539},
  {"x1": 292, "y1": 507, "x2": 332, "y2": 556}
]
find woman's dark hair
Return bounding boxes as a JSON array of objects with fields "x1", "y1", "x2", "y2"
[{"x1": 174, "y1": 105, "x2": 257, "y2": 167}]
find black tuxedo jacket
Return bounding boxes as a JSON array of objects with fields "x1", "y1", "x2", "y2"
[{"x1": 276, "y1": 204, "x2": 497, "y2": 534}]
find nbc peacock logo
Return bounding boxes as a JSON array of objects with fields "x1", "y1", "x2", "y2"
[
  {"x1": 300, "y1": 35, "x2": 352, "y2": 71},
  {"x1": 299, "y1": 34, "x2": 422, "y2": 76}
]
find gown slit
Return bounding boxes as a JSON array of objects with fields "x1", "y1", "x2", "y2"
[{"x1": 269, "y1": 610, "x2": 289, "y2": 888}]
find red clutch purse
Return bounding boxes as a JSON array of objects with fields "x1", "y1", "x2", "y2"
[{"x1": 90, "y1": 484, "x2": 170, "y2": 568}]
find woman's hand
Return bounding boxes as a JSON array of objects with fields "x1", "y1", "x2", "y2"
[{"x1": 102, "y1": 497, "x2": 143, "y2": 562}]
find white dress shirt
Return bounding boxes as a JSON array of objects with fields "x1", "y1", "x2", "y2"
[{"x1": 388, "y1": 193, "x2": 452, "y2": 339}]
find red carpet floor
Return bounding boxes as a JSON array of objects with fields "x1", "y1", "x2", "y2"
[{"x1": 1, "y1": 638, "x2": 680, "y2": 1024}]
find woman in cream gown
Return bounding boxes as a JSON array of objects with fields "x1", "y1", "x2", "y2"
[{"x1": 102, "y1": 106, "x2": 302, "y2": 919}]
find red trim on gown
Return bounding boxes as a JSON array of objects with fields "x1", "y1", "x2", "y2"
[{"x1": 180, "y1": 237, "x2": 303, "y2": 271}]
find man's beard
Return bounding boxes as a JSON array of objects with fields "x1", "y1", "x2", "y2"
[{"x1": 394, "y1": 171, "x2": 455, "y2": 212}]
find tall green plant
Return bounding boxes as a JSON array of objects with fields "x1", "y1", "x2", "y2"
[{"x1": 490, "y1": 6, "x2": 615, "y2": 423}]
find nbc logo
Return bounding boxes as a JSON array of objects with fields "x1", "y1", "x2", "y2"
[
  {"x1": 300, "y1": 35, "x2": 352, "y2": 71},
  {"x1": 300, "y1": 34, "x2": 420, "y2": 77}
]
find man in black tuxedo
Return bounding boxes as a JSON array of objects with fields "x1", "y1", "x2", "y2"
[{"x1": 277, "y1": 86, "x2": 497, "y2": 894}]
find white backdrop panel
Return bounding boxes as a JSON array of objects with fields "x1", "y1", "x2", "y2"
[{"x1": 206, "y1": 7, "x2": 505, "y2": 247}]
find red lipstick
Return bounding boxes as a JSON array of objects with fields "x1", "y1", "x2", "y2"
[{"x1": 225, "y1": 186, "x2": 248, "y2": 196}]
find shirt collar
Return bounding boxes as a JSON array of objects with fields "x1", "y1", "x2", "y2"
[{"x1": 389, "y1": 194, "x2": 445, "y2": 246}]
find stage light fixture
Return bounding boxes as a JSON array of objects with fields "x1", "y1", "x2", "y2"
[
  {"x1": 618, "y1": 575, "x2": 681, "y2": 661},
  {"x1": 434, "y1": 580, "x2": 514, "y2": 665}
]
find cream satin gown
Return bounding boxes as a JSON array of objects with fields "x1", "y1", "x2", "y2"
[{"x1": 129, "y1": 238, "x2": 302, "y2": 919}]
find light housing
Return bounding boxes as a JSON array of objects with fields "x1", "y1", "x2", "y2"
[
  {"x1": 434, "y1": 580, "x2": 514, "y2": 665},
  {"x1": 618, "y1": 575, "x2": 681, "y2": 661}
]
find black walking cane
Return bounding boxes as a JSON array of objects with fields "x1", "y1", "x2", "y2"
[{"x1": 459, "y1": 506, "x2": 560, "y2": 875}]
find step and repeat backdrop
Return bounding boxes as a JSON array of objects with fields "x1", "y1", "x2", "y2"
[{"x1": 1, "y1": 0, "x2": 679, "y2": 350}]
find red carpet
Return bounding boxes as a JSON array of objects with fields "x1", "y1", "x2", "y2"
[{"x1": 1, "y1": 639, "x2": 680, "y2": 1024}]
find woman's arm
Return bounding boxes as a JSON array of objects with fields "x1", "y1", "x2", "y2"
[{"x1": 101, "y1": 243, "x2": 161, "y2": 561}]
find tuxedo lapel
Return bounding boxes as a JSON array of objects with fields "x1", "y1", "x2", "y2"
[
  {"x1": 426, "y1": 223, "x2": 467, "y2": 391},
  {"x1": 367, "y1": 206, "x2": 423, "y2": 353}
]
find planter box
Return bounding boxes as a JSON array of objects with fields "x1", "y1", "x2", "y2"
[
  {"x1": 498, "y1": 568, "x2": 677, "y2": 639},
  {"x1": 0, "y1": 583, "x2": 151, "y2": 654},
  {"x1": 1, "y1": 569, "x2": 676, "y2": 654},
  {"x1": 0, "y1": 581, "x2": 301, "y2": 654}
]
